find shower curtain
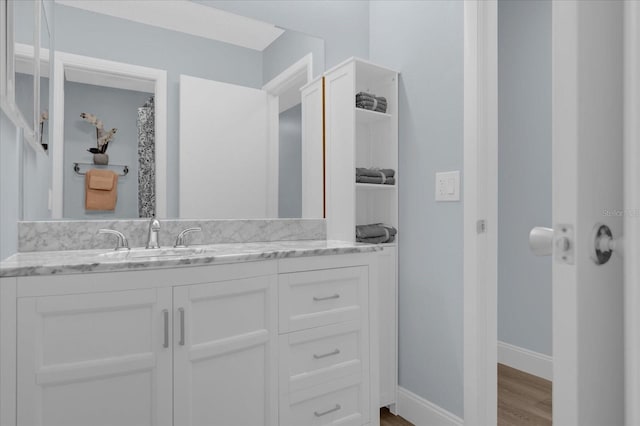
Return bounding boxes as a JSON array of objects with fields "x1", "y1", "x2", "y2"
[{"x1": 137, "y1": 97, "x2": 156, "y2": 218}]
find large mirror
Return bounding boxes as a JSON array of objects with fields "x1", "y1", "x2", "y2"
[
  {"x1": 5, "y1": 0, "x2": 42, "y2": 148},
  {"x1": 46, "y1": 0, "x2": 325, "y2": 220}
]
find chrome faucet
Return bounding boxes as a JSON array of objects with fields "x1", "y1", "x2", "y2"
[
  {"x1": 146, "y1": 217, "x2": 161, "y2": 249},
  {"x1": 98, "y1": 229, "x2": 129, "y2": 251},
  {"x1": 174, "y1": 227, "x2": 202, "y2": 248}
]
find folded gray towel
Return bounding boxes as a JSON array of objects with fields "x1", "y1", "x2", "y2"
[
  {"x1": 356, "y1": 168, "x2": 395, "y2": 178},
  {"x1": 357, "y1": 176, "x2": 396, "y2": 185},
  {"x1": 356, "y1": 91, "x2": 388, "y2": 113},
  {"x1": 356, "y1": 223, "x2": 398, "y2": 240},
  {"x1": 357, "y1": 235, "x2": 396, "y2": 244}
]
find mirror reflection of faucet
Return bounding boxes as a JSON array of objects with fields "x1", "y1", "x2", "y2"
[
  {"x1": 174, "y1": 227, "x2": 202, "y2": 248},
  {"x1": 146, "y1": 217, "x2": 161, "y2": 249}
]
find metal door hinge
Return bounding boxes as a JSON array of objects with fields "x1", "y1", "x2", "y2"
[{"x1": 477, "y1": 220, "x2": 486, "y2": 234}]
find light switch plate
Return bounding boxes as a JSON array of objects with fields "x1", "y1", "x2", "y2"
[{"x1": 435, "y1": 171, "x2": 460, "y2": 201}]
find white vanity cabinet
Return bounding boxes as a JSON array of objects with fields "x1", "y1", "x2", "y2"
[
  {"x1": 173, "y1": 276, "x2": 278, "y2": 426},
  {"x1": 16, "y1": 288, "x2": 173, "y2": 426},
  {"x1": 0, "y1": 252, "x2": 379, "y2": 426}
]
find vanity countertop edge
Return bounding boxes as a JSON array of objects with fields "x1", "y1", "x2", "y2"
[{"x1": 0, "y1": 240, "x2": 383, "y2": 278}]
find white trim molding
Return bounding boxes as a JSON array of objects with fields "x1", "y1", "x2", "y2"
[
  {"x1": 463, "y1": 0, "x2": 498, "y2": 425},
  {"x1": 624, "y1": 1, "x2": 640, "y2": 425},
  {"x1": 396, "y1": 387, "x2": 463, "y2": 426},
  {"x1": 51, "y1": 51, "x2": 167, "y2": 218},
  {"x1": 498, "y1": 341, "x2": 553, "y2": 381}
]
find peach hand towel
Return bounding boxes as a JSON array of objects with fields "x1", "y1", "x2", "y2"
[{"x1": 85, "y1": 169, "x2": 118, "y2": 211}]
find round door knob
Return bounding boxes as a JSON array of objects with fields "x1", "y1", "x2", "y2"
[{"x1": 529, "y1": 227, "x2": 554, "y2": 256}]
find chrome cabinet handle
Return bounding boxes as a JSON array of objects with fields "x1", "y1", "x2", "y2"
[
  {"x1": 313, "y1": 349, "x2": 340, "y2": 359},
  {"x1": 178, "y1": 307, "x2": 185, "y2": 346},
  {"x1": 162, "y1": 309, "x2": 169, "y2": 348},
  {"x1": 313, "y1": 294, "x2": 340, "y2": 302},
  {"x1": 314, "y1": 404, "x2": 341, "y2": 417}
]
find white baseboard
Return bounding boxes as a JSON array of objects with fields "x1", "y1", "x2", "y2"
[
  {"x1": 396, "y1": 387, "x2": 463, "y2": 426},
  {"x1": 498, "y1": 341, "x2": 553, "y2": 381}
]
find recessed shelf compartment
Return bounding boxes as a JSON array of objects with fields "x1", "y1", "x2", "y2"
[{"x1": 355, "y1": 107, "x2": 392, "y2": 123}]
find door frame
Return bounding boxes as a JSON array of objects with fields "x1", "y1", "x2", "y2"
[
  {"x1": 261, "y1": 53, "x2": 314, "y2": 219},
  {"x1": 462, "y1": 1, "x2": 498, "y2": 425},
  {"x1": 624, "y1": 1, "x2": 640, "y2": 424},
  {"x1": 51, "y1": 51, "x2": 168, "y2": 218},
  {"x1": 464, "y1": 1, "x2": 640, "y2": 425}
]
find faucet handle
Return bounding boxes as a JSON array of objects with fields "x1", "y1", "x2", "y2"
[
  {"x1": 174, "y1": 227, "x2": 202, "y2": 248},
  {"x1": 98, "y1": 229, "x2": 130, "y2": 251}
]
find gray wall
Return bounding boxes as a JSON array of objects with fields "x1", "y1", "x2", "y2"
[
  {"x1": 370, "y1": 0, "x2": 464, "y2": 417},
  {"x1": 498, "y1": 0, "x2": 552, "y2": 356},
  {"x1": 262, "y1": 30, "x2": 324, "y2": 85},
  {"x1": 62, "y1": 81, "x2": 151, "y2": 219},
  {"x1": 0, "y1": 111, "x2": 20, "y2": 260},
  {"x1": 54, "y1": 4, "x2": 264, "y2": 218},
  {"x1": 278, "y1": 104, "x2": 302, "y2": 218}
]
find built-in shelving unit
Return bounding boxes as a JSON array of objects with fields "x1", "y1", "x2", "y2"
[
  {"x1": 355, "y1": 107, "x2": 392, "y2": 123},
  {"x1": 323, "y1": 57, "x2": 399, "y2": 409},
  {"x1": 325, "y1": 58, "x2": 398, "y2": 243}
]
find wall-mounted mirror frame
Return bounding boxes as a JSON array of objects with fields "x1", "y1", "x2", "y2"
[{"x1": 0, "y1": 0, "x2": 45, "y2": 154}]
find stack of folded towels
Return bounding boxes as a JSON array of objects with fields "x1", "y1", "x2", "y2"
[
  {"x1": 356, "y1": 223, "x2": 397, "y2": 244},
  {"x1": 356, "y1": 167, "x2": 396, "y2": 185},
  {"x1": 356, "y1": 92, "x2": 388, "y2": 113}
]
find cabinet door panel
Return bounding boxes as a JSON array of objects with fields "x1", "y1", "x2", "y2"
[
  {"x1": 173, "y1": 275, "x2": 278, "y2": 426},
  {"x1": 279, "y1": 266, "x2": 367, "y2": 333},
  {"x1": 280, "y1": 321, "x2": 364, "y2": 394},
  {"x1": 17, "y1": 288, "x2": 172, "y2": 426},
  {"x1": 377, "y1": 247, "x2": 397, "y2": 407},
  {"x1": 280, "y1": 374, "x2": 364, "y2": 426}
]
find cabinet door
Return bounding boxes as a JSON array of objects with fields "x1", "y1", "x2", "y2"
[
  {"x1": 173, "y1": 275, "x2": 278, "y2": 426},
  {"x1": 378, "y1": 247, "x2": 397, "y2": 407},
  {"x1": 16, "y1": 288, "x2": 173, "y2": 426}
]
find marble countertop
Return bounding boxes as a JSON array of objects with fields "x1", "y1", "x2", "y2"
[{"x1": 0, "y1": 240, "x2": 382, "y2": 278}]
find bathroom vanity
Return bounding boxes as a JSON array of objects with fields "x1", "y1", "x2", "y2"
[{"x1": 0, "y1": 240, "x2": 382, "y2": 426}]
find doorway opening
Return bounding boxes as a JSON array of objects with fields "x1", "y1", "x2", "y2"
[{"x1": 496, "y1": 0, "x2": 552, "y2": 424}]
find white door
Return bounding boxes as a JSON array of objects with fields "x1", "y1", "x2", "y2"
[
  {"x1": 16, "y1": 288, "x2": 173, "y2": 426},
  {"x1": 552, "y1": 1, "x2": 624, "y2": 424},
  {"x1": 173, "y1": 276, "x2": 278, "y2": 426},
  {"x1": 465, "y1": 1, "x2": 627, "y2": 424},
  {"x1": 179, "y1": 74, "x2": 277, "y2": 219}
]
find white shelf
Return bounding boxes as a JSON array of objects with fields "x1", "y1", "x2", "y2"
[
  {"x1": 355, "y1": 107, "x2": 392, "y2": 123},
  {"x1": 356, "y1": 183, "x2": 397, "y2": 190}
]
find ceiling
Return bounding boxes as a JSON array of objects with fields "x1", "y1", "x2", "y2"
[{"x1": 55, "y1": 0, "x2": 285, "y2": 51}]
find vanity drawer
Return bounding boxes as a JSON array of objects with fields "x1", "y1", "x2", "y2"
[
  {"x1": 279, "y1": 374, "x2": 367, "y2": 426},
  {"x1": 280, "y1": 321, "x2": 363, "y2": 393},
  {"x1": 279, "y1": 266, "x2": 367, "y2": 333}
]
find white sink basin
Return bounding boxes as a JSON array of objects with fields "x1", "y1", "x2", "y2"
[{"x1": 99, "y1": 247, "x2": 205, "y2": 260}]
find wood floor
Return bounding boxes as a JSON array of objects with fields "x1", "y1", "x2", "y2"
[
  {"x1": 380, "y1": 407, "x2": 413, "y2": 426},
  {"x1": 498, "y1": 363, "x2": 552, "y2": 426},
  {"x1": 380, "y1": 364, "x2": 552, "y2": 426}
]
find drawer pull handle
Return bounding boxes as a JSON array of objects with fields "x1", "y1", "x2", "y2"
[
  {"x1": 178, "y1": 307, "x2": 185, "y2": 346},
  {"x1": 313, "y1": 349, "x2": 340, "y2": 359},
  {"x1": 314, "y1": 404, "x2": 341, "y2": 417},
  {"x1": 162, "y1": 309, "x2": 169, "y2": 348},
  {"x1": 313, "y1": 294, "x2": 340, "y2": 302}
]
